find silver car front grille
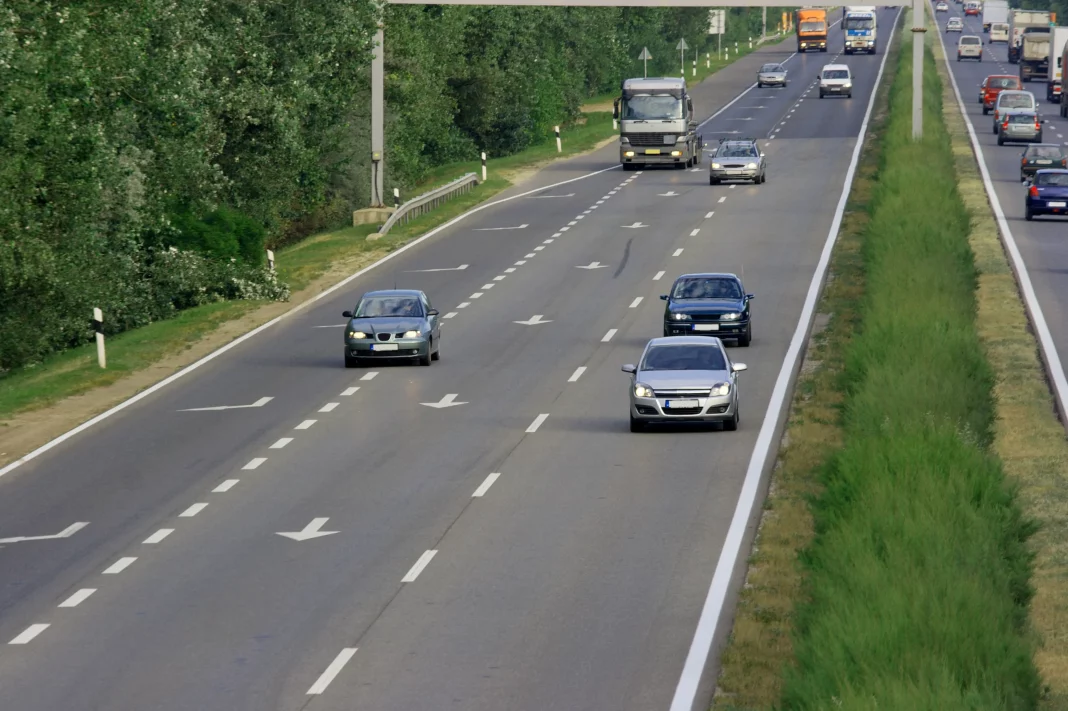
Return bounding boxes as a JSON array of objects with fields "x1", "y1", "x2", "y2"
[{"x1": 655, "y1": 389, "x2": 712, "y2": 398}]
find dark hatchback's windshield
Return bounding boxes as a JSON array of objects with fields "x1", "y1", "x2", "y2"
[
  {"x1": 643, "y1": 345, "x2": 727, "y2": 372},
  {"x1": 1027, "y1": 146, "x2": 1064, "y2": 158},
  {"x1": 355, "y1": 296, "x2": 422, "y2": 318},
  {"x1": 672, "y1": 277, "x2": 743, "y2": 299},
  {"x1": 1037, "y1": 173, "x2": 1068, "y2": 187}
]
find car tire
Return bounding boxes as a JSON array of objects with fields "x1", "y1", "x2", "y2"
[
  {"x1": 623, "y1": 164, "x2": 636, "y2": 171},
  {"x1": 431, "y1": 339, "x2": 440, "y2": 361},
  {"x1": 710, "y1": 177, "x2": 719, "y2": 185},
  {"x1": 847, "y1": 92, "x2": 852, "y2": 98},
  {"x1": 982, "y1": 106, "x2": 989, "y2": 114},
  {"x1": 997, "y1": 134, "x2": 1004, "y2": 145},
  {"x1": 1025, "y1": 207, "x2": 1034, "y2": 221},
  {"x1": 738, "y1": 322, "x2": 752, "y2": 347},
  {"x1": 629, "y1": 415, "x2": 646, "y2": 433},
  {"x1": 419, "y1": 341, "x2": 432, "y2": 366},
  {"x1": 344, "y1": 353, "x2": 360, "y2": 368},
  {"x1": 757, "y1": 81, "x2": 763, "y2": 88},
  {"x1": 723, "y1": 407, "x2": 739, "y2": 431},
  {"x1": 761, "y1": 172, "x2": 767, "y2": 184}
]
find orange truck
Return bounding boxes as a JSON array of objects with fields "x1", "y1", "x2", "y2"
[{"x1": 796, "y1": 8, "x2": 829, "y2": 52}]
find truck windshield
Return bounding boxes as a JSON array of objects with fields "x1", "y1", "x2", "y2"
[
  {"x1": 622, "y1": 96, "x2": 684, "y2": 120},
  {"x1": 844, "y1": 17, "x2": 875, "y2": 29},
  {"x1": 800, "y1": 21, "x2": 827, "y2": 32}
]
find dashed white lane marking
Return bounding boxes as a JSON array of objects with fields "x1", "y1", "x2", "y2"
[
  {"x1": 525, "y1": 253, "x2": 536, "y2": 258},
  {"x1": 9, "y1": 624, "x2": 49, "y2": 645},
  {"x1": 458, "y1": 301, "x2": 472, "y2": 308},
  {"x1": 534, "y1": 246, "x2": 545, "y2": 251},
  {"x1": 270, "y1": 437, "x2": 293, "y2": 449},
  {"x1": 103, "y1": 557, "x2": 136, "y2": 575},
  {"x1": 543, "y1": 239, "x2": 555, "y2": 244},
  {"x1": 583, "y1": 210, "x2": 592, "y2": 214},
  {"x1": 471, "y1": 292, "x2": 484, "y2": 299},
  {"x1": 180, "y1": 503, "x2": 208, "y2": 517},
  {"x1": 630, "y1": 297, "x2": 644, "y2": 308},
  {"x1": 729, "y1": 185, "x2": 737, "y2": 190},
  {"x1": 243, "y1": 457, "x2": 267, "y2": 470},
  {"x1": 526, "y1": 414, "x2": 550, "y2": 433},
  {"x1": 673, "y1": 249, "x2": 684, "y2": 256},
  {"x1": 568, "y1": 366, "x2": 587, "y2": 382},
  {"x1": 654, "y1": 271, "x2": 666, "y2": 281},
  {"x1": 472, "y1": 472, "x2": 501, "y2": 497},
  {"x1": 559, "y1": 226, "x2": 570, "y2": 232},
  {"x1": 319, "y1": 403, "x2": 339, "y2": 413},
  {"x1": 514, "y1": 260, "x2": 527, "y2": 266},
  {"x1": 341, "y1": 387, "x2": 360, "y2": 396},
  {"x1": 705, "y1": 211, "x2": 715, "y2": 218},
  {"x1": 213, "y1": 479, "x2": 239, "y2": 493},
  {"x1": 575, "y1": 215, "x2": 585, "y2": 220},
  {"x1": 568, "y1": 221, "x2": 578, "y2": 225},
  {"x1": 59, "y1": 588, "x2": 96, "y2": 608},
  {"x1": 597, "y1": 200, "x2": 605, "y2": 204},
  {"x1": 552, "y1": 232, "x2": 563, "y2": 237},
  {"x1": 505, "y1": 267, "x2": 516, "y2": 273},
  {"x1": 691, "y1": 228, "x2": 702, "y2": 236},
  {"x1": 143, "y1": 528, "x2": 174, "y2": 544},
  {"x1": 307, "y1": 648, "x2": 358, "y2": 695},
  {"x1": 295, "y1": 420, "x2": 316, "y2": 430},
  {"x1": 444, "y1": 312, "x2": 458, "y2": 319},
  {"x1": 360, "y1": 371, "x2": 379, "y2": 381},
  {"x1": 401, "y1": 550, "x2": 438, "y2": 583},
  {"x1": 602, "y1": 328, "x2": 618, "y2": 342},
  {"x1": 481, "y1": 283, "x2": 496, "y2": 290},
  {"x1": 718, "y1": 196, "x2": 727, "y2": 203},
  {"x1": 494, "y1": 275, "x2": 507, "y2": 280}
]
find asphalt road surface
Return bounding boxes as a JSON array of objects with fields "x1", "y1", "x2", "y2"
[
  {"x1": 0, "y1": 13, "x2": 899, "y2": 711},
  {"x1": 937, "y1": 11, "x2": 1068, "y2": 389}
]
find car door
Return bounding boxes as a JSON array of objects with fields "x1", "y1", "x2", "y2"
[{"x1": 422, "y1": 294, "x2": 440, "y2": 341}]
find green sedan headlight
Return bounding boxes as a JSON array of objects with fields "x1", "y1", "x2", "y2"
[
  {"x1": 746, "y1": 162, "x2": 758, "y2": 169},
  {"x1": 710, "y1": 382, "x2": 731, "y2": 396},
  {"x1": 403, "y1": 330, "x2": 421, "y2": 339},
  {"x1": 673, "y1": 313, "x2": 691, "y2": 321},
  {"x1": 721, "y1": 312, "x2": 741, "y2": 321},
  {"x1": 349, "y1": 331, "x2": 367, "y2": 339},
  {"x1": 634, "y1": 383, "x2": 654, "y2": 398}
]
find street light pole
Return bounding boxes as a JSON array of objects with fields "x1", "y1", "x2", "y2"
[
  {"x1": 911, "y1": 0, "x2": 926, "y2": 139},
  {"x1": 370, "y1": 13, "x2": 385, "y2": 207}
]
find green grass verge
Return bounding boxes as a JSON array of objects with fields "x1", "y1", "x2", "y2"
[{"x1": 779, "y1": 44, "x2": 1040, "y2": 710}]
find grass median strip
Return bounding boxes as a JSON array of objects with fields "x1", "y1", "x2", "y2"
[{"x1": 714, "y1": 36, "x2": 1045, "y2": 711}]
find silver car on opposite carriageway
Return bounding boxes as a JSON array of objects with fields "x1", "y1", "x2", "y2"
[
  {"x1": 622, "y1": 336, "x2": 747, "y2": 432},
  {"x1": 757, "y1": 62, "x2": 788, "y2": 88}
]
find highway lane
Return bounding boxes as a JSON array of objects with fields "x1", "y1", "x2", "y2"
[
  {"x1": 0, "y1": 13, "x2": 897, "y2": 711},
  {"x1": 938, "y1": 13, "x2": 1068, "y2": 383}
]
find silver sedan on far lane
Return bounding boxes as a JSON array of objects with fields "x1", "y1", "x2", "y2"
[
  {"x1": 623, "y1": 336, "x2": 747, "y2": 432},
  {"x1": 757, "y1": 62, "x2": 788, "y2": 88}
]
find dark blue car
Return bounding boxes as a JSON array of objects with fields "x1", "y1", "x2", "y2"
[
  {"x1": 661, "y1": 272, "x2": 754, "y2": 346},
  {"x1": 1026, "y1": 169, "x2": 1068, "y2": 221}
]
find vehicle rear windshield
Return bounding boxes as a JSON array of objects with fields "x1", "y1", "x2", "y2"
[
  {"x1": 823, "y1": 69, "x2": 849, "y2": 79},
  {"x1": 671, "y1": 277, "x2": 743, "y2": 299},
  {"x1": 354, "y1": 296, "x2": 423, "y2": 318},
  {"x1": 642, "y1": 345, "x2": 727, "y2": 372},
  {"x1": 988, "y1": 77, "x2": 1019, "y2": 89},
  {"x1": 1028, "y1": 146, "x2": 1064, "y2": 158},
  {"x1": 960, "y1": 36, "x2": 980, "y2": 44},
  {"x1": 1009, "y1": 113, "x2": 1037, "y2": 123},
  {"x1": 717, "y1": 144, "x2": 759, "y2": 158},
  {"x1": 1037, "y1": 173, "x2": 1068, "y2": 187},
  {"x1": 1000, "y1": 94, "x2": 1034, "y2": 108}
]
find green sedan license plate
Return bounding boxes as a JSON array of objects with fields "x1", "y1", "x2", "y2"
[{"x1": 371, "y1": 343, "x2": 399, "y2": 351}]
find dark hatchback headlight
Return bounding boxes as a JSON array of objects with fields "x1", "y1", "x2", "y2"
[{"x1": 672, "y1": 313, "x2": 692, "y2": 321}]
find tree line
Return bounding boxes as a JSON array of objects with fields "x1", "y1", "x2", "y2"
[{"x1": 0, "y1": 1, "x2": 783, "y2": 373}]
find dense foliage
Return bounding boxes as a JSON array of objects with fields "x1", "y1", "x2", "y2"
[
  {"x1": 1012, "y1": 0, "x2": 1068, "y2": 23},
  {"x1": 0, "y1": 2, "x2": 780, "y2": 372}
]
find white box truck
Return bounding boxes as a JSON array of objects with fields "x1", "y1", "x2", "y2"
[
  {"x1": 982, "y1": 0, "x2": 1009, "y2": 33},
  {"x1": 1009, "y1": 9, "x2": 1053, "y2": 63},
  {"x1": 1021, "y1": 31, "x2": 1051, "y2": 82},
  {"x1": 1048, "y1": 26, "x2": 1068, "y2": 103}
]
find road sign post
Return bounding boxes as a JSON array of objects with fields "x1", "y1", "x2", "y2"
[
  {"x1": 638, "y1": 46, "x2": 652, "y2": 78},
  {"x1": 676, "y1": 38, "x2": 689, "y2": 77}
]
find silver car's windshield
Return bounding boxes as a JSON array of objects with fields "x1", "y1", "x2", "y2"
[
  {"x1": 355, "y1": 296, "x2": 422, "y2": 318},
  {"x1": 717, "y1": 145, "x2": 759, "y2": 158},
  {"x1": 622, "y1": 96, "x2": 684, "y2": 120},
  {"x1": 1000, "y1": 94, "x2": 1033, "y2": 108},
  {"x1": 672, "y1": 277, "x2": 743, "y2": 299},
  {"x1": 1009, "y1": 114, "x2": 1036, "y2": 123},
  {"x1": 1037, "y1": 173, "x2": 1068, "y2": 187},
  {"x1": 642, "y1": 345, "x2": 727, "y2": 372},
  {"x1": 760, "y1": 64, "x2": 783, "y2": 72}
]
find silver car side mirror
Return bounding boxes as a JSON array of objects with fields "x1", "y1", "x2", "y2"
[
  {"x1": 622, "y1": 364, "x2": 637, "y2": 374},
  {"x1": 732, "y1": 363, "x2": 748, "y2": 373}
]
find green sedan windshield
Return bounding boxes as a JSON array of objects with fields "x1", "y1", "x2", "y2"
[{"x1": 355, "y1": 297, "x2": 423, "y2": 318}]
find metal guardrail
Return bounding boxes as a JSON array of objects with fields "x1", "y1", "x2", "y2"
[{"x1": 378, "y1": 172, "x2": 480, "y2": 236}]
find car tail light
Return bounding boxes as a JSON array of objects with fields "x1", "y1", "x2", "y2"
[
  {"x1": 1035, "y1": 119, "x2": 1041, "y2": 130},
  {"x1": 1022, "y1": 158, "x2": 1028, "y2": 165},
  {"x1": 1003, "y1": 119, "x2": 1010, "y2": 129},
  {"x1": 1029, "y1": 185, "x2": 1039, "y2": 198},
  {"x1": 1061, "y1": 159, "x2": 1067, "y2": 167}
]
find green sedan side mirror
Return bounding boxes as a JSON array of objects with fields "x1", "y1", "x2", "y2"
[
  {"x1": 660, "y1": 295, "x2": 668, "y2": 301},
  {"x1": 622, "y1": 364, "x2": 637, "y2": 373},
  {"x1": 342, "y1": 310, "x2": 353, "y2": 318},
  {"x1": 427, "y1": 309, "x2": 439, "y2": 316}
]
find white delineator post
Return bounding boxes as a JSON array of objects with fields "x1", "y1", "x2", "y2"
[
  {"x1": 692, "y1": 59, "x2": 696, "y2": 76},
  {"x1": 912, "y1": 0, "x2": 925, "y2": 139},
  {"x1": 393, "y1": 187, "x2": 400, "y2": 209},
  {"x1": 481, "y1": 152, "x2": 487, "y2": 181},
  {"x1": 555, "y1": 126, "x2": 561, "y2": 153},
  {"x1": 92, "y1": 308, "x2": 105, "y2": 369},
  {"x1": 266, "y1": 249, "x2": 275, "y2": 271}
]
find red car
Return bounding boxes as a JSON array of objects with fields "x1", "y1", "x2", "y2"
[
  {"x1": 981, "y1": 75, "x2": 1023, "y2": 115},
  {"x1": 964, "y1": 2, "x2": 980, "y2": 15}
]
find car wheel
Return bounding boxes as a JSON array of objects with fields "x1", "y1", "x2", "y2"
[
  {"x1": 344, "y1": 353, "x2": 360, "y2": 368},
  {"x1": 723, "y1": 407, "x2": 739, "y2": 431},
  {"x1": 820, "y1": 91, "x2": 825, "y2": 98},
  {"x1": 738, "y1": 322, "x2": 752, "y2": 347},
  {"x1": 761, "y1": 172, "x2": 767, "y2": 184},
  {"x1": 997, "y1": 134, "x2": 1004, "y2": 145},
  {"x1": 710, "y1": 177, "x2": 719, "y2": 185},
  {"x1": 1025, "y1": 207, "x2": 1034, "y2": 221},
  {"x1": 847, "y1": 92, "x2": 852, "y2": 98},
  {"x1": 419, "y1": 341, "x2": 432, "y2": 366},
  {"x1": 993, "y1": 124, "x2": 998, "y2": 134},
  {"x1": 630, "y1": 415, "x2": 646, "y2": 433},
  {"x1": 623, "y1": 163, "x2": 636, "y2": 171},
  {"x1": 431, "y1": 338, "x2": 440, "y2": 361},
  {"x1": 982, "y1": 106, "x2": 989, "y2": 114},
  {"x1": 757, "y1": 81, "x2": 763, "y2": 88}
]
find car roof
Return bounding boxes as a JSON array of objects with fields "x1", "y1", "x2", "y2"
[
  {"x1": 821, "y1": 64, "x2": 850, "y2": 71},
  {"x1": 998, "y1": 90, "x2": 1033, "y2": 97},
  {"x1": 986, "y1": 74, "x2": 1018, "y2": 79},
  {"x1": 361, "y1": 289, "x2": 425, "y2": 298},
  {"x1": 1026, "y1": 143, "x2": 1064, "y2": 149},
  {"x1": 1035, "y1": 169, "x2": 1068, "y2": 175},
  {"x1": 959, "y1": 34, "x2": 980, "y2": 39},
  {"x1": 673, "y1": 272, "x2": 741, "y2": 281},
  {"x1": 645, "y1": 336, "x2": 726, "y2": 348}
]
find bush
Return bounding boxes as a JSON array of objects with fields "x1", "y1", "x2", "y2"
[{"x1": 169, "y1": 207, "x2": 268, "y2": 266}]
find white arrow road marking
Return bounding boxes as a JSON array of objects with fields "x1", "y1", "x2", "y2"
[
  {"x1": 402, "y1": 550, "x2": 438, "y2": 582},
  {"x1": 9, "y1": 624, "x2": 49, "y2": 645},
  {"x1": 0, "y1": 521, "x2": 89, "y2": 544},
  {"x1": 307, "y1": 648, "x2": 358, "y2": 695},
  {"x1": 527, "y1": 193, "x2": 576, "y2": 198},
  {"x1": 421, "y1": 394, "x2": 468, "y2": 408},
  {"x1": 277, "y1": 517, "x2": 339, "y2": 541},
  {"x1": 472, "y1": 472, "x2": 501, "y2": 497},
  {"x1": 475, "y1": 224, "x2": 528, "y2": 231},
  {"x1": 576, "y1": 262, "x2": 608, "y2": 270},
  {"x1": 622, "y1": 222, "x2": 648, "y2": 228},
  {"x1": 514, "y1": 315, "x2": 552, "y2": 326},
  {"x1": 659, "y1": 191, "x2": 680, "y2": 197},
  {"x1": 179, "y1": 396, "x2": 273, "y2": 412},
  {"x1": 405, "y1": 264, "x2": 469, "y2": 273}
]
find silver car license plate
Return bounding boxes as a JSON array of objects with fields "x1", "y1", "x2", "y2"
[
  {"x1": 371, "y1": 343, "x2": 399, "y2": 351},
  {"x1": 666, "y1": 399, "x2": 700, "y2": 409},
  {"x1": 694, "y1": 324, "x2": 720, "y2": 331}
]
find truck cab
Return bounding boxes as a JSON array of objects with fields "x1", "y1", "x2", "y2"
[
  {"x1": 614, "y1": 78, "x2": 700, "y2": 171},
  {"x1": 796, "y1": 8, "x2": 829, "y2": 52},
  {"x1": 843, "y1": 7, "x2": 878, "y2": 54}
]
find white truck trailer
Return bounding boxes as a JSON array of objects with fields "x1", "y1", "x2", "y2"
[
  {"x1": 1009, "y1": 9, "x2": 1053, "y2": 63},
  {"x1": 1047, "y1": 26, "x2": 1068, "y2": 103},
  {"x1": 982, "y1": 0, "x2": 1009, "y2": 33}
]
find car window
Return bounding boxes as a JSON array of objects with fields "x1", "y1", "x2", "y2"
[
  {"x1": 1028, "y1": 146, "x2": 1064, "y2": 158},
  {"x1": 1009, "y1": 113, "x2": 1036, "y2": 123},
  {"x1": 760, "y1": 64, "x2": 783, "y2": 72},
  {"x1": 823, "y1": 69, "x2": 850, "y2": 79},
  {"x1": 1037, "y1": 173, "x2": 1068, "y2": 187},
  {"x1": 718, "y1": 144, "x2": 758, "y2": 157},
  {"x1": 671, "y1": 277, "x2": 743, "y2": 299},
  {"x1": 354, "y1": 296, "x2": 423, "y2": 318},
  {"x1": 642, "y1": 345, "x2": 727, "y2": 372},
  {"x1": 999, "y1": 93, "x2": 1034, "y2": 108},
  {"x1": 960, "y1": 36, "x2": 980, "y2": 44},
  {"x1": 990, "y1": 77, "x2": 1019, "y2": 89}
]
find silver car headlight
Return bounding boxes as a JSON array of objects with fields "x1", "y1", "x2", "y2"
[
  {"x1": 349, "y1": 331, "x2": 367, "y2": 339},
  {"x1": 711, "y1": 162, "x2": 721, "y2": 169},
  {"x1": 746, "y1": 162, "x2": 757, "y2": 169},
  {"x1": 710, "y1": 382, "x2": 731, "y2": 397},
  {"x1": 634, "y1": 383, "x2": 655, "y2": 398},
  {"x1": 721, "y1": 312, "x2": 741, "y2": 321},
  {"x1": 673, "y1": 313, "x2": 691, "y2": 321},
  {"x1": 403, "y1": 330, "x2": 421, "y2": 339}
]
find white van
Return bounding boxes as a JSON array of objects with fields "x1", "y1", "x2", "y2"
[
  {"x1": 992, "y1": 90, "x2": 1037, "y2": 132},
  {"x1": 990, "y1": 22, "x2": 1010, "y2": 43},
  {"x1": 819, "y1": 64, "x2": 854, "y2": 98}
]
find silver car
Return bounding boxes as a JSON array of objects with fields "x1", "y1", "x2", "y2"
[
  {"x1": 757, "y1": 62, "x2": 788, "y2": 88},
  {"x1": 709, "y1": 138, "x2": 767, "y2": 184},
  {"x1": 622, "y1": 336, "x2": 747, "y2": 432},
  {"x1": 946, "y1": 17, "x2": 963, "y2": 32},
  {"x1": 997, "y1": 111, "x2": 1043, "y2": 145}
]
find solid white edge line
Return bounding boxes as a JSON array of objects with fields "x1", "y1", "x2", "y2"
[
  {"x1": 401, "y1": 549, "x2": 438, "y2": 583},
  {"x1": 9, "y1": 624, "x2": 49, "y2": 645},
  {"x1": 306, "y1": 648, "x2": 358, "y2": 695},
  {"x1": 143, "y1": 528, "x2": 174, "y2": 544},
  {"x1": 932, "y1": 13, "x2": 1068, "y2": 423},
  {"x1": 472, "y1": 472, "x2": 501, "y2": 497},
  {"x1": 526, "y1": 414, "x2": 550, "y2": 433},
  {"x1": 103, "y1": 557, "x2": 137, "y2": 575},
  {"x1": 668, "y1": 10, "x2": 901, "y2": 711},
  {"x1": 59, "y1": 588, "x2": 97, "y2": 608}
]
